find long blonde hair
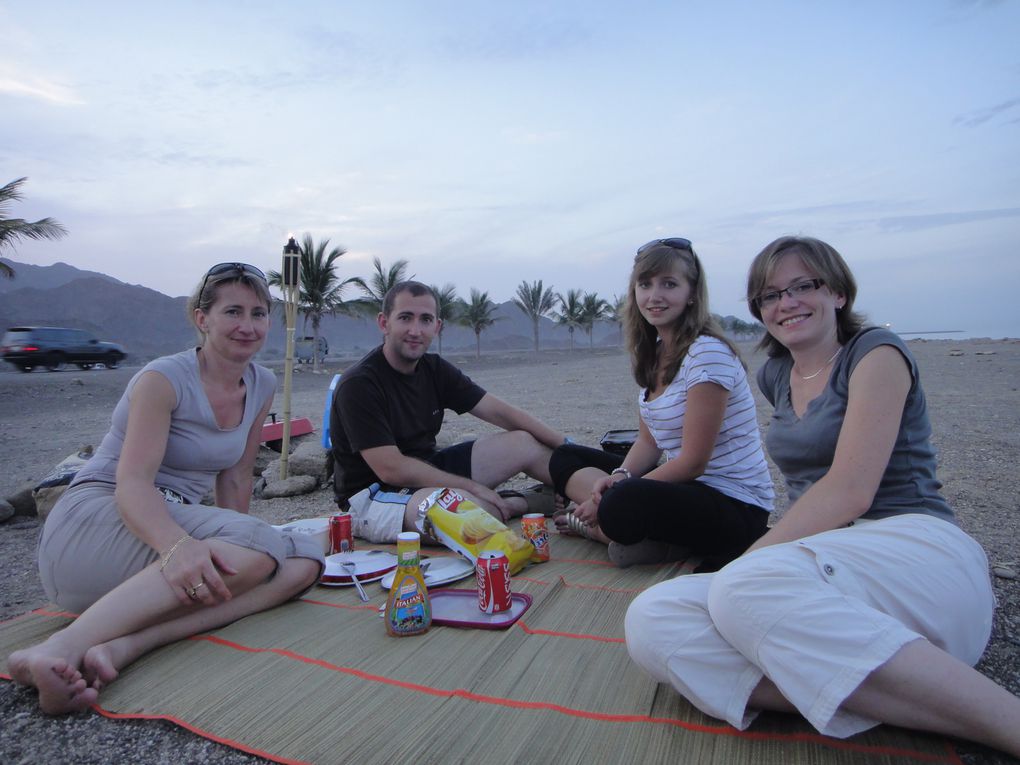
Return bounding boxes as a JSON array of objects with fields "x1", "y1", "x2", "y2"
[{"x1": 624, "y1": 241, "x2": 740, "y2": 390}]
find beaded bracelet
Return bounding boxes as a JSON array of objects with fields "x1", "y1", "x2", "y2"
[
  {"x1": 159, "y1": 534, "x2": 192, "y2": 571},
  {"x1": 610, "y1": 467, "x2": 632, "y2": 480}
]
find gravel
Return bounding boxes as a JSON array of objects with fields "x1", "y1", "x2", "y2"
[{"x1": 1, "y1": 340, "x2": 1018, "y2": 764}]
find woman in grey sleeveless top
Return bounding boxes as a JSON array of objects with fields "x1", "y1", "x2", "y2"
[
  {"x1": 625, "y1": 236, "x2": 1020, "y2": 757},
  {"x1": 8, "y1": 263, "x2": 324, "y2": 715}
]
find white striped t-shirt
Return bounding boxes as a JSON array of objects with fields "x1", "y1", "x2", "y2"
[{"x1": 638, "y1": 335, "x2": 774, "y2": 510}]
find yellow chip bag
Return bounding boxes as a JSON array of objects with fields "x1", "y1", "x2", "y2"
[{"x1": 415, "y1": 488, "x2": 533, "y2": 574}]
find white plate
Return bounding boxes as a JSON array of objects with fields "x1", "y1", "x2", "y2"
[
  {"x1": 272, "y1": 518, "x2": 330, "y2": 555},
  {"x1": 320, "y1": 550, "x2": 398, "y2": 586},
  {"x1": 379, "y1": 555, "x2": 475, "y2": 590}
]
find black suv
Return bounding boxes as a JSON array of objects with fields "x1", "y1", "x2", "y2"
[{"x1": 1, "y1": 326, "x2": 127, "y2": 372}]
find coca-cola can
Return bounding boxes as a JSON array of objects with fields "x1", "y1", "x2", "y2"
[
  {"x1": 476, "y1": 550, "x2": 512, "y2": 614},
  {"x1": 329, "y1": 512, "x2": 354, "y2": 555}
]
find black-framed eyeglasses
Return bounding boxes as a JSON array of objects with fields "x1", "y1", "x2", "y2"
[
  {"x1": 753, "y1": 278, "x2": 825, "y2": 309},
  {"x1": 198, "y1": 262, "x2": 268, "y2": 299},
  {"x1": 635, "y1": 238, "x2": 699, "y2": 280}
]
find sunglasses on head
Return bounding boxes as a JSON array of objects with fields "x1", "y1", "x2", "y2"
[
  {"x1": 635, "y1": 238, "x2": 699, "y2": 279},
  {"x1": 198, "y1": 262, "x2": 268, "y2": 299}
]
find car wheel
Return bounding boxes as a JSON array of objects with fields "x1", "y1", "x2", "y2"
[
  {"x1": 76, "y1": 362, "x2": 95, "y2": 370},
  {"x1": 47, "y1": 355, "x2": 66, "y2": 372},
  {"x1": 105, "y1": 353, "x2": 121, "y2": 369}
]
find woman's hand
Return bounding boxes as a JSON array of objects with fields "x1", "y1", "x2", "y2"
[
  {"x1": 574, "y1": 472, "x2": 627, "y2": 526},
  {"x1": 572, "y1": 497, "x2": 600, "y2": 526},
  {"x1": 590, "y1": 472, "x2": 624, "y2": 507},
  {"x1": 161, "y1": 537, "x2": 238, "y2": 606}
]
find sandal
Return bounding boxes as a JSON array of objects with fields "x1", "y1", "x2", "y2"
[
  {"x1": 554, "y1": 511, "x2": 598, "y2": 539},
  {"x1": 497, "y1": 483, "x2": 557, "y2": 516}
]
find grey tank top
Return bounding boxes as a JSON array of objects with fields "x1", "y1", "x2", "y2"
[
  {"x1": 757, "y1": 327, "x2": 953, "y2": 523},
  {"x1": 73, "y1": 348, "x2": 276, "y2": 504}
]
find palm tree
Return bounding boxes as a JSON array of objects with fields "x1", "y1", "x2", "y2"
[
  {"x1": 552, "y1": 289, "x2": 585, "y2": 352},
  {"x1": 456, "y1": 288, "x2": 499, "y2": 358},
  {"x1": 430, "y1": 283, "x2": 459, "y2": 355},
  {"x1": 580, "y1": 292, "x2": 610, "y2": 348},
  {"x1": 350, "y1": 257, "x2": 412, "y2": 315},
  {"x1": 512, "y1": 279, "x2": 557, "y2": 353},
  {"x1": 607, "y1": 294, "x2": 626, "y2": 345},
  {"x1": 268, "y1": 234, "x2": 357, "y2": 372},
  {"x1": 1, "y1": 177, "x2": 69, "y2": 279}
]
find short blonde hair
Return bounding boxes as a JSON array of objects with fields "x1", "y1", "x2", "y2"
[{"x1": 746, "y1": 236, "x2": 865, "y2": 356}]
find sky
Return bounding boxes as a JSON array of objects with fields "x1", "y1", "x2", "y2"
[{"x1": 2, "y1": 0, "x2": 1019, "y2": 337}]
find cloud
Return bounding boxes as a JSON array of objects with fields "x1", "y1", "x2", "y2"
[
  {"x1": 877, "y1": 207, "x2": 1020, "y2": 233},
  {"x1": 0, "y1": 69, "x2": 84, "y2": 106},
  {"x1": 953, "y1": 96, "x2": 1020, "y2": 127}
]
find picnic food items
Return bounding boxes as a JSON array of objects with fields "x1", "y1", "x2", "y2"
[
  {"x1": 416, "y1": 488, "x2": 533, "y2": 574},
  {"x1": 329, "y1": 512, "x2": 354, "y2": 554},
  {"x1": 520, "y1": 514, "x2": 550, "y2": 563},
  {"x1": 385, "y1": 532, "x2": 432, "y2": 637},
  {"x1": 476, "y1": 550, "x2": 512, "y2": 614}
]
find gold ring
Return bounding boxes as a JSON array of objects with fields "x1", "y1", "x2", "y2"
[
  {"x1": 186, "y1": 587, "x2": 198, "y2": 600},
  {"x1": 193, "y1": 581, "x2": 206, "y2": 591}
]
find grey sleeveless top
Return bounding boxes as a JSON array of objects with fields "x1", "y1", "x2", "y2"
[
  {"x1": 73, "y1": 348, "x2": 276, "y2": 504},
  {"x1": 757, "y1": 327, "x2": 953, "y2": 523}
]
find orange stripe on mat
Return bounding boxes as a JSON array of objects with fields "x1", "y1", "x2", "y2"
[
  {"x1": 185, "y1": 634, "x2": 960, "y2": 763},
  {"x1": 515, "y1": 620, "x2": 625, "y2": 643}
]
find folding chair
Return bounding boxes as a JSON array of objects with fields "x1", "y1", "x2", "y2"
[{"x1": 321, "y1": 373, "x2": 342, "y2": 449}]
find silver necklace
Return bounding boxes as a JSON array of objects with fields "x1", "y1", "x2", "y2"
[{"x1": 797, "y1": 347, "x2": 842, "y2": 380}]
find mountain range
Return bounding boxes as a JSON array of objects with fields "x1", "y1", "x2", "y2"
[{"x1": 0, "y1": 258, "x2": 630, "y2": 362}]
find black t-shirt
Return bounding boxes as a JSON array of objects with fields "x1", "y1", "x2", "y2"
[{"x1": 330, "y1": 346, "x2": 486, "y2": 499}]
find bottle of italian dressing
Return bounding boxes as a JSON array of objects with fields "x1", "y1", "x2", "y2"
[{"x1": 385, "y1": 532, "x2": 432, "y2": 637}]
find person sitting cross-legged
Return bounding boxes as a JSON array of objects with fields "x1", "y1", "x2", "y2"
[{"x1": 330, "y1": 280, "x2": 565, "y2": 543}]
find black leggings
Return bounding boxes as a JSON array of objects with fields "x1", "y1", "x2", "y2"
[{"x1": 549, "y1": 443, "x2": 769, "y2": 569}]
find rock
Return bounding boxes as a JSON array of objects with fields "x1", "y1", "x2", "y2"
[
  {"x1": 0, "y1": 499, "x2": 14, "y2": 523},
  {"x1": 261, "y1": 474, "x2": 319, "y2": 498},
  {"x1": 6, "y1": 482, "x2": 37, "y2": 517},
  {"x1": 992, "y1": 566, "x2": 1017, "y2": 580},
  {"x1": 948, "y1": 350, "x2": 964, "y2": 357},
  {"x1": 288, "y1": 440, "x2": 329, "y2": 478},
  {"x1": 263, "y1": 440, "x2": 328, "y2": 481}
]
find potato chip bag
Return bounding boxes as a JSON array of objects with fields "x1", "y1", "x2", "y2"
[{"x1": 415, "y1": 488, "x2": 533, "y2": 574}]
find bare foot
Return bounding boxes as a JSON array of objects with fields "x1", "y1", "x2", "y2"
[
  {"x1": 83, "y1": 643, "x2": 123, "y2": 691},
  {"x1": 9, "y1": 650, "x2": 98, "y2": 714}
]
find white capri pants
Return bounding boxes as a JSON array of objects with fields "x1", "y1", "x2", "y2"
[{"x1": 624, "y1": 514, "x2": 995, "y2": 738}]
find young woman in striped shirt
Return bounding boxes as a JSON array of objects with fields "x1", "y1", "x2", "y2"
[{"x1": 549, "y1": 238, "x2": 773, "y2": 570}]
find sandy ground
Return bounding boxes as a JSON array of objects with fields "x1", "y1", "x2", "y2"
[{"x1": 1, "y1": 339, "x2": 1018, "y2": 764}]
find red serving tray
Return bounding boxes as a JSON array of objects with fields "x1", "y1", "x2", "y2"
[{"x1": 429, "y1": 589, "x2": 532, "y2": 629}]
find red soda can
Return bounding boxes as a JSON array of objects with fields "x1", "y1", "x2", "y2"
[
  {"x1": 476, "y1": 550, "x2": 512, "y2": 614},
  {"x1": 329, "y1": 512, "x2": 354, "y2": 554}
]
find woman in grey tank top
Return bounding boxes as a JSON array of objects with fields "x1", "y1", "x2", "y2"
[
  {"x1": 625, "y1": 237, "x2": 1020, "y2": 756},
  {"x1": 8, "y1": 264, "x2": 324, "y2": 715}
]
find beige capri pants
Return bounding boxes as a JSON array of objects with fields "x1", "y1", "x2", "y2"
[
  {"x1": 624, "y1": 514, "x2": 995, "y2": 738},
  {"x1": 38, "y1": 482, "x2": 325, "y2": 613}
]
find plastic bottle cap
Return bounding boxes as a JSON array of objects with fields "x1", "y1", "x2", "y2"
[{"x1": 397, "y1": 531, "x2": 420, "y2": 543}]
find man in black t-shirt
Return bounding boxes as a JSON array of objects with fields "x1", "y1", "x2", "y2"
[{"x1": 330, "y1": 281, "x2": 564, "y2": 543}]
